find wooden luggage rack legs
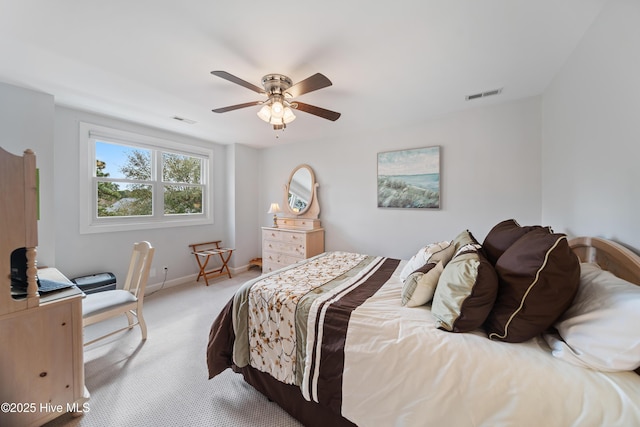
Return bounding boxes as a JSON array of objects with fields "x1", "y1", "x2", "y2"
[{"x1": 189, "y1": 241, "x2": 234, "y2": 286}]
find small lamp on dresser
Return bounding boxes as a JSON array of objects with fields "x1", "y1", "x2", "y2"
[{"x1": 268, "y1": 202, "x2": 281, "y2": 227}]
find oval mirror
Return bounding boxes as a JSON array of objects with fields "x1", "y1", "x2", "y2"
[{"x1": 287, "y1": 165, "x2": 315, "y2": 215}]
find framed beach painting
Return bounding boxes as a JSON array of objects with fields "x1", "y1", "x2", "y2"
[{"x1": 377, "y1": 146, "x2": 440, "y2": 209}]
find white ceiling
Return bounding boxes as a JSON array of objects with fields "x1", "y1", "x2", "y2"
[{"x1": 0, "y1": 0, "x2": 607, "y2": 148}]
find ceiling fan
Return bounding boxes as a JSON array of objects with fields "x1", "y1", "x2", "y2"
[{"x1": 210, "y1": 71, "x2": 341, "y2": 131}]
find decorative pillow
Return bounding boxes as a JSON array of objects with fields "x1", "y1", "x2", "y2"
[
  {"x1": 400, "y1": 242, "x2": 455, "y2": 307},
  {"x1": 428, "y1": 240, "x2": 456, "y2": 266},
  {"x1": 544, "y1": 263, "x2": 640, "y2": 371},
  {"x1": 401, "y1": 261, "x2": 444, "y2": 307},
  {"x1": 432, "y1": 245, "x2": 499, "y2": 332},
  {"x1": 399, "y1": 241, "x2": 451, "y2": 282},
  {"x1": 482, "y1": 219, "x2": 551, "y2": 266},
  {"x1": 452, "y1": 230, "x2": 477, "y2": 253},
  {"x1": 484, "y1": 229, "x2": 580, "y2": 343}
]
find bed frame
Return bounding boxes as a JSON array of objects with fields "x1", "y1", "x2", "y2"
[
  {"x1": 569, "y1": 237, "x2": 640, "y2": 286},
  {"x1": 235, "y1": 236, "x2": 640, "y2": 426}
]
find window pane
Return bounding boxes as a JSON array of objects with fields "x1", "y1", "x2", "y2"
[
  {"x1": 162, "y1": 153, "x2": 202, "y2": 184},
  {"x1": 96, "y1": 141, "x2": 151, "y2": 180},
  {"x1": 164, "y1": 185, "x2": 203, "y2": 214},
  {"x1": 97, "y1": 182, "x2": 153, "y2": 217}
]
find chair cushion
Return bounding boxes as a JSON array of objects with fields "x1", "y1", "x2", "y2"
[{"x1": 82, "y1": 289, "x2": 138, "y2": 318}]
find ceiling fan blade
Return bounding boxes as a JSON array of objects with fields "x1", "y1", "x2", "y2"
[
  {"x1": 212, "y1": 101, "x2": 262, "y2": 113},
  {"x1": 211, "y1": 71, "x2": 265, "y2": 94},
  {"x1": 293, "y1": 102, "x2": 341, "y2": 121},
  {"x1": 286, "y1": 73, "x2": 332, "y2": 98}
]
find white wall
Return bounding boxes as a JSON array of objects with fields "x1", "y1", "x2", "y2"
[
  {"x1": 53, "y1": 106, "x2": 230, "y2": 286},
  {"x1": 260, "y1": 97, "x2": 542, "y2": 260},
  {"x1": 0, "y1": 82, "x2": 56, "y2": 266},
  {"x1": 542, "y1": 0, "x2": 640, "y2": 252},
  {"x1": 7, "y1": 0, "x2": 637, "y2": 279},
  {"x1": 226, "y1": 143, "x2": 262, "y2": 267}
]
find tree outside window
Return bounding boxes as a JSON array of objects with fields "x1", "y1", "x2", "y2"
[{"x1": 95, "y1": 141, "x2": 204, "y2": 218}]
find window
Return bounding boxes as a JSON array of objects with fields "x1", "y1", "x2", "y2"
[{"x1": 79, "y1": 123, "x2": 213, "y2": 234}]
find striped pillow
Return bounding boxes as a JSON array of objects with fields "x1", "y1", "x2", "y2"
[
  {"x1": 401, "y1": 242, "x2": 455, "y2": 307},
  {"x1": 401, "y1": 261, "x2": 444, "y2": 307}
]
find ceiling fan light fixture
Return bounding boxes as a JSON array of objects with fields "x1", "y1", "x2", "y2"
[
  {"x1": 257, "y1": 105, "x2": 271, "y2": 122},
  {"x1": 271, "y1": 100, "x2": 284, "y2": 118},
  {"x1": 211, "y1": 71, "x2": 340, "y2": 130},
  {"x1": 282, "y1": 107, "x2": 296, "y2": 124},
  {"x1": 269, "y1": 116, "x2": 283, "y2": 125}
]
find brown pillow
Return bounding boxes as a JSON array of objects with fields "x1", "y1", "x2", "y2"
[
  {"x1": 484, "y1": 229, "x2": 580, "y2": 343},
  {"x1": 432, "y1": 247, "x2": 498, "y2": 333},
  {"x1": 482, "y1": 219, "x2": 551, "y2": 265}
]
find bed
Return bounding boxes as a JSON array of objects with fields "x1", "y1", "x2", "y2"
[{"x1": 207, "y1": 221, "x2": 640, "y2": 426}]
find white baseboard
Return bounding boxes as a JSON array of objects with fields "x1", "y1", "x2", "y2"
[
  {"x1": 145, "y1": 274, "x2": 197, "y2": 295},
  {"x1": 144, "y1": 264, "x2": 256, "y2": 295}
]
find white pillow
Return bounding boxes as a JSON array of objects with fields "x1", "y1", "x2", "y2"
[
  {"x1": 399, "y1": 241, "x2": 450, "y2": 282},
  {"x1": 544, "y1": 263, "x2": 640, "y2": 372}
]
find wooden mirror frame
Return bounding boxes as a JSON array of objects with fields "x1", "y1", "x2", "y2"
[{"x1": 283, "y1": 164, "x2": 320, "y2": 219}]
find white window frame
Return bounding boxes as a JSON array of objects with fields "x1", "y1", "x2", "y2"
[{"x1": 79, "y1": 122, "x2": 214, "y2": 234}]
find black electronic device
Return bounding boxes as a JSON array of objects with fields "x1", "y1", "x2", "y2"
[
  {"x1": 10, "y1": 247, "x2": 74, "y2": 295},
  {"x1": 10, "y1": 247, "x2": 28, "y2": 288},
  {"x1": 71, "y1": 272, "x2": 116, "y2": 294}
]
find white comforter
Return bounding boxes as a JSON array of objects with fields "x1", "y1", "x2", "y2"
[
  {"x1": 226, "y1": 253, "x2": 640, "y2": 426},
  {"x1": 339, "y1": 261, "x2": 640, "y2": 427}
]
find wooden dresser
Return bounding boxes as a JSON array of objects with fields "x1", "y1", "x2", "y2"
[
  {"x1": 262, "y1": 217, "x2": 325, "y2": 273},
  {"x1": 0, "y1": 147, "x2": 88, "y2": 427}
]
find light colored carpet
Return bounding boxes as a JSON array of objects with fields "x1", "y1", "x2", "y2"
[{"x1": 44, "y1": 270, "x2": 303, "y2": 427}]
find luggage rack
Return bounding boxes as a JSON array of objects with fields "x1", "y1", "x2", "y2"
[{"x1": 189, "y1": 241, "x2": 234, "y2": 286}]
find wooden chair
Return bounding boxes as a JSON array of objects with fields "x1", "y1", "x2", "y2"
[{"x1": 82, "y1": 241, "x2": 155, "y2": 346}]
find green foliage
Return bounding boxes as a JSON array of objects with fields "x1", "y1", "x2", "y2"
[
  {"x1": 377, "y1": 176, "x2": 439, "y2": 208},
  {"x1": 96, "y1": 149, "x2": 202, "y2": 217},
  {"x1": 163, "y1": 153, "x2": 201, "y2": 183},
  {"x1": 119, "y1": 150, "x2": 151, "y2": 180},
  {"x1": 96, "y1": 160, "x2": 121, "y2": 217},
  {"x1": 164, "y1": 185, "x2": 203, "y2": 214},
  {"x1": 162, "y1": 153, "x2": 202, "y2": 214}
]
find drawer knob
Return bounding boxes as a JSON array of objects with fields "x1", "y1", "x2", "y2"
[{"x1": 39, "y1": 372, "x2": 47, "y2": 377}]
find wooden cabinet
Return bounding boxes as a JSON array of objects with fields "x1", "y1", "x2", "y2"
[
  {"x1": 262, "y1": 218, "x2": 324, "y2": 273},
  {"x1": 0, "y1": 147, "x2": 87, "y2": 427},
  {"x1": 0, "y1": 271, "x2": 86, "y2": 427}
]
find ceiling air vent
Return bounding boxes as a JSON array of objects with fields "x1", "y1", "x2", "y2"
[
  {"x1": 465, "y1": 88, "x2": 503, "y2": 101},
  {"x1": 172, "y1": 116, "x2": 197, "y2": 124}
]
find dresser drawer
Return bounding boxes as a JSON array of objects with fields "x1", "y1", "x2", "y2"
[
  {"x1": 262, "y1": 226, "x2": 324, "y2": 273},
  {"x1": 263, "y1": 229, "x2": 306, "y2": 244},
  {"x1": 263, "y1": 250, "x2": 302, "y2": 269},
  {"x1": 263, "y1": 229, "x2": 286, "y2": 242},
  {"x1": 263, "y1": 239, "x2": 306, "y2": 257}
]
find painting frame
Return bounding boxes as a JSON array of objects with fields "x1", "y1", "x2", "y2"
[{"x1": 377, "y1": 146, "x2": 441, "y2": 209}]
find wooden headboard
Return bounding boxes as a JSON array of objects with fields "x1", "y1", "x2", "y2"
[
  {"x1": 570, "y1": 237, "x2": 640, "y2": 375},
  {"x1": 569, "y1": 237, "x2": 640, "y2": 286}
]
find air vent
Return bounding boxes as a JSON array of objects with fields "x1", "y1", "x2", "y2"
[
  {"x1": 172, "y1": 116, "x2": 197, "y2": 124},
  {"x1": 465, "y1": 88, "x2": 503, "y2": 101}
]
